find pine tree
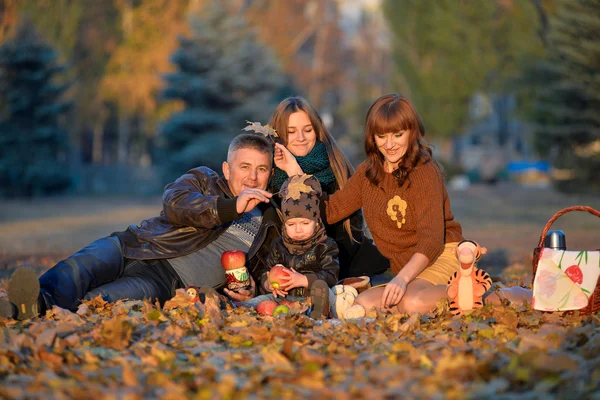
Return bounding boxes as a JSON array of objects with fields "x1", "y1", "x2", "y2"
[
  {"x1": 532, "y1": 0, "x2": 600, "y2": 191},
  {"x1": 158, "y1": 1, "x2": 284, "y2": 182},
  {"x1": 0, "y1": 20, "x2": 72, "y2": 197}
]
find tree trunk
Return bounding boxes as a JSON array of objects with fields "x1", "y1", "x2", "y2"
[
  {"x1": 117, "y1": 111, "x2": 130, "y2": 165},
  {"x1": 308, "y1": 16, "x2": 328, "y2": 109},
  {"x1": 92, "y1": 121, "x2": 104, "y2": 164}
]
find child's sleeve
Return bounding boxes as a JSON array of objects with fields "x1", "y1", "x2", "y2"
[
  {"x1": 304, "y1": 239, "x2": 340, "y2": 289},
  {"x1": 256, "y1": 239, "x2": 286, "y2": 294}
]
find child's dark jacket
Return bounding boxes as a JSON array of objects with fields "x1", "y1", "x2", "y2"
[{"x1": 257, "y1": 237, "x2": 339, "y2": 296}]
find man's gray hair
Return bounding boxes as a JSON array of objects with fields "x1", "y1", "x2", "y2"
[{"x1": 227, "y1": 133, "x2": 273, "y2": 162}]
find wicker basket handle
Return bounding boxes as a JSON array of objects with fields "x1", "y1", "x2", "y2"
[{"x1": 537, "y1": 205, "x2": 600, "y2": 247}]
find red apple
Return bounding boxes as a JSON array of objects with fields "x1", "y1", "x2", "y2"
[
  {"x1": 221, "y1": 250, "x2": 246, "y2": 271},
  {"x1": 256, "y1": 299, "x2": 278, "y2": 316},
  {"x1": 269, "y1": 264, "x2": 291, "y2": 289}
]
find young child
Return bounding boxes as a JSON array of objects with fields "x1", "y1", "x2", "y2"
[{"x1": 249, "y1": 174, "x2": 339, "y2": 318}]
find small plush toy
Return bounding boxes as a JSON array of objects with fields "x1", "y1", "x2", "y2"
[
  {"x1": 446, "y1": 240, "x2": 492, "y2": 316},
  {"x1": 185, "y1": 286, "x2": 201, "y2": 303},
  {"x1": 328, "y1": 284, "x2": 359, "y2": 319}
]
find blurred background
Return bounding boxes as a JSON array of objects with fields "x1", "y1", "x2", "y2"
[{"x1": 0, "y1": 0, "x2": 599, "y2": 270}]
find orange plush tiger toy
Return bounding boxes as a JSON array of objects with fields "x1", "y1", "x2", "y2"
[{"x1": 446, "y1": 240, "x2": 492, "y2": 316}]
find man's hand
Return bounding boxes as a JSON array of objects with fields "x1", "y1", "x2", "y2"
[
  {"x1": 274, "y1": 143, "x2": 303, "y2": 176},
  {"x1": 236, "y1": 187, "x2": 272, "y2": 214},
  {"x1": 224, "y1": 276, "x2": 257, "y2": 302}
]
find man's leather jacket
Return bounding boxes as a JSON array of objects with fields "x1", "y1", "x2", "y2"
[{"x1": 114, "y1": 166, "x2": 281, "y2": 280}]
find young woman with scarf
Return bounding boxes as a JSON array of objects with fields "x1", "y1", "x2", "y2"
[{"x1": 269, "y1": 97, "x2": 390, "y2": 282}]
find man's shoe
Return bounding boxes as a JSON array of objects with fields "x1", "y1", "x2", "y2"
[
  {"x1": 7, "y1": 266, "x2": 40, "y2": 320},
  {"x1": 309, "y1": 280, "x2": 330, "y2": 319}
]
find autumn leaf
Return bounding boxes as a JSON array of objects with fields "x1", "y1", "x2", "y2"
[
  {"x1": 46, "y1": 306, "x2": 85, "y2": 326},
  {"x1": 284, "y1": 174, "x2": 314, "y2": 200},
  {"x1": 150, "y1": 342, "x2": 177, "y2": 365},
  {"x1": 34, "y1": 327, "x2": 57, "y2": 348},
  {"x1": 242, "y1": 121, "x2": 279, "y2": 140},
  {"x1": 398, "y1": 312, "x2": 420, "y2": 335},
  {"x1": 120, "y1": 361, "x2": 138, "y2": 387},
  {"x1": 76, "y1": 303, "x2": 90, "y2": 317},
  {"x1": 146, "y1": 309, "x2": 168, "y2": 322},
  {"x1": 98, "y1": 317, "x2": 132, "y2": 350},
  {"x1": 163, "y1": 288, "x2": 194, "y2": 311},
  {"x1": 83, "y1": 294, "x2": 109, "y2": 310},
  {"x1": 39, "y1": 350, "x2": 63, "y2": 368}
]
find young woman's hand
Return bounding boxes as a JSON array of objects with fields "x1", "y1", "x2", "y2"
[
  {"x1": 381, "y1": 276, "x2": 408, "y2": 309},
  {"x1": 274, "y1": 143, "x2": 303, "y2": 176},
  {"x1": 277, "y1": 268, "x2": 309, "y2": 291},
  {"x1": 266, "y1": 271, "x2": 288, "y2": 298}
]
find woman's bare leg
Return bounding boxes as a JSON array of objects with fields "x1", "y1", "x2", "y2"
[
  {"x1": 353, "y1": 280, "x2": 533, "y2": 317},
  {"x1": 354, "y1": 279, "x2": 446, "y2": 315},
  {"x1": 484, "y1": 286, "x2": 532, "y2": 306},
  {"x1": 394, "y1": 279, "x2": 447, "y2": 314},
  {"x1": 352, "y1": 286, "x2": 385, "y2": 313}
]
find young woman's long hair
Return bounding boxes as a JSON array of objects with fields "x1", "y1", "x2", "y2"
[
  {"x1": 364, "y1": 94, "x2": 433, "y2": 187},
  {"x1": 270, "y1": 97, "x2": 357, "y2": 240}
]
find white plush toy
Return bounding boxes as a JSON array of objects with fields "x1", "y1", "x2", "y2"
[{"x1": 329, "y1": 285, "x2": 359, "y2": 319}]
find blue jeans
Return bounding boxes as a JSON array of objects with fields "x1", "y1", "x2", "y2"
[{"x1": 38, "y1": 236, "x2": 183, "y2": 312}]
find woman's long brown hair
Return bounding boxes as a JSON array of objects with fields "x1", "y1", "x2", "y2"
[
  {"x1": 270, "y1": 97, "x2": 358, "y2": 240},
  {"x1": 364, "y1": 94, "x2": 433, "y2": 187}
]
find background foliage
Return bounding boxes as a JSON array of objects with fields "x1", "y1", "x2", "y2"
[
  {"x1": 528, "y1": 0, "x2": 600, "y2": 192},
  {"x1": 0, "y1": 0, "x2": 598, "y2": 195},
  {"x1": 158, "y1": 2, "x2": 284, "y2": 180},
  {"x1": 383, "y1": 0, "x2": 546, "y2": 138},
  {"x1": 0, "y1": 21, "x2": 72, "y2": 197}
]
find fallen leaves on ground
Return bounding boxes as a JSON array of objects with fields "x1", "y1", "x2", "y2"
[{"x1": 1, "y1": 285, "x2": 600, "y2": 398}]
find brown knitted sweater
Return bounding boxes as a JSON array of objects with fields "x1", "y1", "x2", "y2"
[{"x1": 325, "y1": 159, "x2": 463, "y2": 275}]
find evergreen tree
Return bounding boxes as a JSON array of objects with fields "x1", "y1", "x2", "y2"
[
  {"x1": 0, "y1": 21, "x2": 72, "y2": 197},
  {"x1": 532, "y1": 0, "x2": 600, "y2": 191},
  {"x1": 158, "y1": 1, "x2": 284, "y2": 182}
]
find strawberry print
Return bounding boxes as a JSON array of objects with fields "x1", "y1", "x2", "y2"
[
  {"x1": 565, "y1": 265, "x2": 583, "y2": 285},
  {"x1": 573, "y1": 290, "x2": 588, "y2": 309},
  {"x1": 537, "y1": 269, "x2": 559, "y2": 298}
]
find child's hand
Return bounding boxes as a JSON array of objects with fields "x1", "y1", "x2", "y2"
[
  {"x1": 266, "y1": 271, "x2": 288, "y2": 298},
  {"x1": 278, "y1": 268, "x2": 309, "y2": 291}
]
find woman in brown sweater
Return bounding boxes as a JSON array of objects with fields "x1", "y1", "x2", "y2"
[{"x1": 276, "y1": 94, "x2": 469, "y2": 315}]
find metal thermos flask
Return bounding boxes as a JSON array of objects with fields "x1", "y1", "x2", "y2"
[{"x1": 544, "y1": 230, "x2": 567, "y2": 250}]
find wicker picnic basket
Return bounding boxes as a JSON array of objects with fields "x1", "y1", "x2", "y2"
[{"x1": 532, "y1": 205, "x2": 600, "y2": 315}]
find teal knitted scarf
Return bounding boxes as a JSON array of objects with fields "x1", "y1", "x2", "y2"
[{"x1": 271, "y1": 141, "x2": 336, "y2": 191}]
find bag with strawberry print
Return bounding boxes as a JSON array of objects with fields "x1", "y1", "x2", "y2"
[{"x1": 532, "y1": 206, "x2": 600, "y2": 314}]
